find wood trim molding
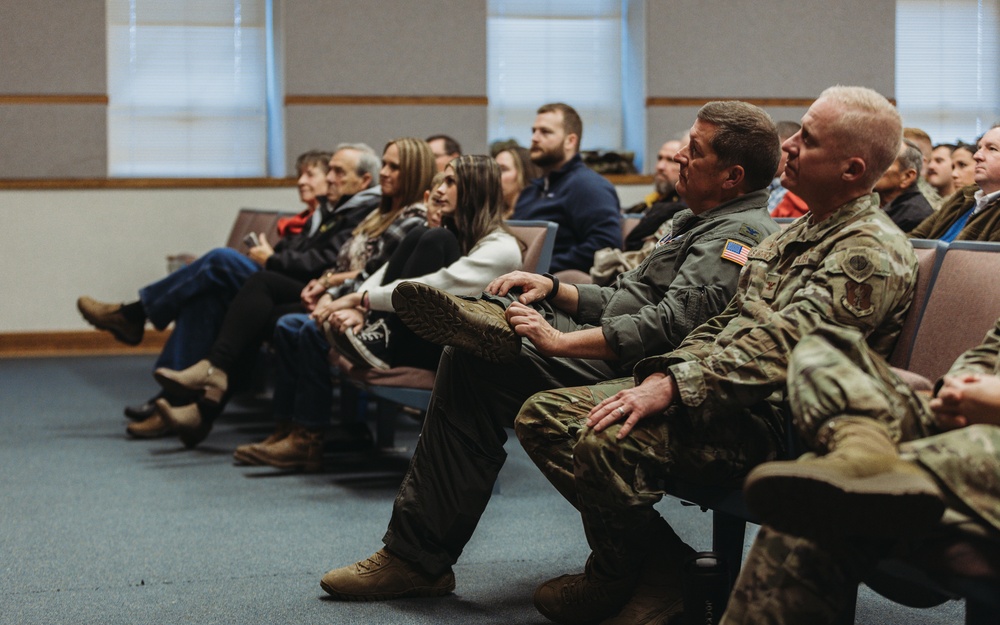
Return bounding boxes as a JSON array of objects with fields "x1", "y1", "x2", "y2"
[
  {"x1": 647, "y1": 96, "x2": 896, "y2": 107},
  {"x1": 606, "y1": 174, "x2": 653, "y2": 185},
  {"x1": 0, "y1": 175, "x2": 648, "y2": 190},
  {"x1": 285, "y1": 95, "x2": 488, "y2": 106},
  {"x1": 0, "y1": 94, "x2": 109, "y2": 105},
  {"x1": 0, "y1": 177, "x2": 296, "y2": 191},
  {"x1": 647, "y1": 96, "x2": 817, "y2": 108},
  {"x1": 0, "y1": 330, "x2": 171, "y2": 358}
]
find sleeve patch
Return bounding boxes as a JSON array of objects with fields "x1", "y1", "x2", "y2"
[
  {"x1": 840, "y1": 248, "x2": 879, "y2": 282},
  {"x1": 721, "y1": 239, "x2": 751, "y2": 266}
]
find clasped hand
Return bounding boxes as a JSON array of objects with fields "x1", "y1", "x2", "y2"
[{"x1": 930, "y1": 373, "x2": 1000, "y2": 429}]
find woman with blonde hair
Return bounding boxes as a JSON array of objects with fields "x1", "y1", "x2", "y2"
[
  {"x1": 495, "y1": 146, "x2": 542, "y2": 218},
  {"x1": 151, "y1": 138, "x2": 435, "y2": 447},
  {"x1": 235, "y1": 155, "x2": 523, "y2": 471}
]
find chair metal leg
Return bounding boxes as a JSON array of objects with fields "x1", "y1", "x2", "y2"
[{"x1": 712, "y1": 510, "x2": 747, "y2": 594}]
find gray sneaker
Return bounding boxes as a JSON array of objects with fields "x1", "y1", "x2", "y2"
[{"x1": 391, "y1": 281, "x2": 521, "y2": 363}]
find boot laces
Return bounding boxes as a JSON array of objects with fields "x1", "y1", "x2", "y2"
[
  {"x1": 358, "y1": 551, "x2": 390, "y2": 572},
  {"x1": 560, "y1": 575, "x2": 612, "y2": 604},
  {"x1": 357, "y1": 318, "x2": 391, "y2": 346}
]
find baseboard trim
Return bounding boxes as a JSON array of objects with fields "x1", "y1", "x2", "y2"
[{"x1": 0, "y1": 330, "x2": 171, "y2": 358}]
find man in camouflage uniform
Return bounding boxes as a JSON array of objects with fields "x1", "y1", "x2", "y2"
[
  {"x1": 720, "y1": 320, "x2": 1000, "y2": 625},
  {"x1": 515, "y1": 86, "x2": 919, "y2": 625},
  {"x1": 320, "y1": 101, "x2": 782, "y2": 602}
]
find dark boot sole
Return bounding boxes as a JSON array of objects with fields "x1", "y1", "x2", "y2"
[
  {"x1": 744, "y1": 464, "x2": 946, "y2": 539},
  {"x1": 319, "y1": 576, "x2": 455, "y2": 601},
  {"x1": 391, "y1": 282, "x2": 520, "y2": 364}
]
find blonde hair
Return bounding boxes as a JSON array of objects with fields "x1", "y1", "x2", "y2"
[
  {"x1": 354, "y1": 137, "x2": 435, "y2": 238},
  {"x1": 819, "y1": 86, "x2": 902, "y2": 189}
]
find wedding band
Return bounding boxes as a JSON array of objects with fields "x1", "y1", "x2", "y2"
[{"x1": 617, "y1": 407, "x2": 626, "y2": 416}]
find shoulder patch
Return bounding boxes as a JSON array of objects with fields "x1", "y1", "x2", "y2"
[
  {"x1": 721, "y1": 239, "x2": 751, "y2": 266},
  {"x1": 738, "y1": 223, "x2": 763, "y2": 244},
  {"x1": 840, "y1": 248, "x2": 879, "y2": 282}
]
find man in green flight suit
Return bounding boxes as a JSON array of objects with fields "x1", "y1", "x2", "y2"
[
  {"x1": 320, "y1": 101, "x2": 781, "y2": 601},
  {"x1": 514, "y1": 85, "x2": 920, "y2": 625}
]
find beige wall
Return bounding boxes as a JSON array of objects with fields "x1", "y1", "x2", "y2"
[
  {"x1": 642, "y1": 0, "x2": 895, "y2": 168},
  {"x1": 0, "y1": 0, "x2": 107, "y2": 178},
  {"x1": 282, "y1": 0, "x2": 488, "y2": 166},
  {"x1": 0, "y1": 0, "x2": 896, "y2": 331}
]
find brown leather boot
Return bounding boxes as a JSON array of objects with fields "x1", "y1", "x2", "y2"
[
  {"x1": 77, "y1": 296, "x2": 144, "y2": 346},
  {"x1": 126, "y1": 413, "x2": 173, "y2": 438},
  {"x1": 233, "y1": 422, "x2": 293, "y2": 465},
  {"x1": 153, "y1": 359, "x2": 228, "y2": 404},
  {"x1": 391, "y1": 281, "x2": 520, "y2": 363},
  {"x1": 251, "y1": 424, "x2": 324, "y2": 472},
  {"x1": 744, "y1": 416, "x2": 945, "y2": 538}
]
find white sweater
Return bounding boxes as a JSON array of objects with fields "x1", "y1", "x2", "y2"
[{"x1": 361, "y1": 228, "x2": 523, "y2": 312}]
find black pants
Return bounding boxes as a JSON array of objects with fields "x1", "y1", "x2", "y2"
[
  {"x1": 379, "y1": 226, "x2": 460, "y2": 370},
  {"x1": 208, "y1": 270, "x2": 306, "y2": 378}
]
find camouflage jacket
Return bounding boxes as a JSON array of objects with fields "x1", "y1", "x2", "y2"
[{"x1": 634, "y1": 193, "x2": 918, "y2": 426}]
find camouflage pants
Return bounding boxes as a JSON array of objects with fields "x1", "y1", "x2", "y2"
[
  {"x1": 720, "y1": 329, "x2": 1000, "y2": 624},
  {"x1": 787, "y1": 326, "x2": 934, "y2": 448},
  {"x1": 718, "y1": 526, "x2": 878, "y2": 625},
  {"x1": 516, "y1": 377, "x2": 781, "y2": 579}
]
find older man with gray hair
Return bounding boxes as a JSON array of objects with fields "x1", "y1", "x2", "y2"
[
  {"x1": 874, "y1": 138, "x2": 934, "y2": 232},
  {"x1": 515, "y1": 86, "x2": 919, "y2": 625}
]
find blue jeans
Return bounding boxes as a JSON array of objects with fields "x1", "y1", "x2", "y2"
[
  {"x1": 139, "y1": 247, "x2": 260, "y2": 371},
  {"x1": 271, "y1": 313, "x2": 333, "y2": 429}
]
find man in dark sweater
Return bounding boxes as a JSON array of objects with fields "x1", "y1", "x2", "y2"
[
  {"x1": 874, "y1": 138, "x2": 933, "y2": 232},
  {"x1": 513, "y1": 102, "x2": 623, "y2": 273}
]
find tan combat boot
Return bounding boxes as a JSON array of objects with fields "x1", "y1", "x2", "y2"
[
  {"x1": 233, "y1": 421, "x2": 293, "y2": 465},
  {"x1": 320, "y1": 548, "x2": 455, "y2": 601},
  {"x1": 251, "y1": 423, "x2": 324, "y2": 472},
  {"x1": 390, "y1": 281, "x2": 521, "y2": 363},
  {"x1": 533, "y1": 554, "x2": 638, "y2": 625},
  {"x1": 744, "y1": 416, "x2": 945, "y2": 538},
  {"x1": 599, "y1": 520, "x2": 694, "y2": 625}
]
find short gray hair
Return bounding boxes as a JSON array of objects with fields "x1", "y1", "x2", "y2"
[
  {"x1": 818, "y1": 85, "x2": 902, "y2": 189},
  {"x1": 898, "y1": 139, "x2": 924, "y2": 176},
  {"x1": 334, "y1": 142, "x2": 380, "y2": 187}
]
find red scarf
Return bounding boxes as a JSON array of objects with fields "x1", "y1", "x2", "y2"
[{"x1": 276, "y1": 206, "x2": 316, "y2": 237}]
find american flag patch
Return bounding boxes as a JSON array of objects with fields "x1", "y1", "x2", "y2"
[{"x1": 721, "y1": 240, "x2": 750, "y2": 266}]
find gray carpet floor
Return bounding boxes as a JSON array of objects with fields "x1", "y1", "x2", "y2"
[{"x1": 0, "y1": 355, "x2": 966, "y2": 624}]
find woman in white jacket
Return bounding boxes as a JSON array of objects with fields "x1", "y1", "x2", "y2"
[{"x1": 235, "y1": 155, "x2": 522, "y2": 470}]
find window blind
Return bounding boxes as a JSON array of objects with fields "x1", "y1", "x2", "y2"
[
  {"x1": 896, "y1": 0, "x2": 1000, "y2": 144},
  {"x1": 107, "y1": 0, "x2": 268, "y2": 177},
  {"x1": 488, "y1": 0, "x2": 624, "y2": 151}
]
